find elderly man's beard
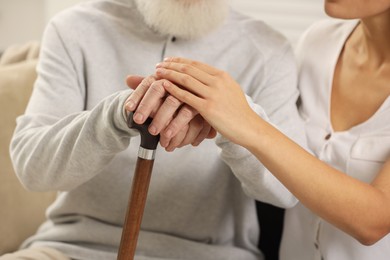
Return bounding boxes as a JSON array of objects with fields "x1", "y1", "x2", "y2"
[{"x1": 134, "y1": 0, "x2": 229, "y2": 40}]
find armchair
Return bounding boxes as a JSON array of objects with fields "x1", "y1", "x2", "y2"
[{"x1": 0, "y1": 42, "x2": 56, "y2": 255}]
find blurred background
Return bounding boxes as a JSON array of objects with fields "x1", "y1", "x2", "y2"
[{"x1": 0, "y1": 0, "x2": 327, "y2": 52}]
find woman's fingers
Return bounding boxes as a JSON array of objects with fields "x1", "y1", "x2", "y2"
[
  {"x1": 163, "y1": 57, "x2": 221, "y2": 76},
  {"x1": 162, "y1": 80, "x2": 205, "y2": 113},
  {"x1": 156, "y1": 63, "x2": 211, "y2": 96}
]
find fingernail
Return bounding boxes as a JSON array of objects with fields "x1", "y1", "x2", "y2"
[
  {"x1": 149, "y1": 125, "x2": 157, "y2": 135},
  {"x1": 134, "y1": 113, "x2": 143, "y2": 123},
  {"x1": 126, "y1": 100, "x2": 135, "y2": 111},
  {"x1": 160, "y1": 139, "x2": 168, "y2": 148},
  {"x1": 166, "y1": 147, "x2": 175, "y2": 152},
  {"x1": 162, "y1": 81, "x2": 170, "y2": 87},
  {"x1": 156, "y1": 68, "x2": 166, "y2": 75},
  {"x1": 164, "y1": 57, "x2": 171, "y2": 61},
  {"x1": 156, "y1": 62, "x2": 162, "y2": 68},
  {"x1": 165, "y1": 129, "x2": 173, "y2": 138}
]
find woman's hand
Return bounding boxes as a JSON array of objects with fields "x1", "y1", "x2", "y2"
[{"x1": 155, "y1": 57, "x2": 261, "y2": 147}]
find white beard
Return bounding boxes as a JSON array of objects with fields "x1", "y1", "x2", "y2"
[{"x1": 134, "y1": 0, "x2": 229, "y2": 40}]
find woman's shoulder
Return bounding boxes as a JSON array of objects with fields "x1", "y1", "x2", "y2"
[{"x1": 296, "y1": 19, "x2": 358, "y2": 54}]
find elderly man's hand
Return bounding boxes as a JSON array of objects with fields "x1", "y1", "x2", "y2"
[{"x1": 124, "y1": 75, "x2": 216, "y2": 151}]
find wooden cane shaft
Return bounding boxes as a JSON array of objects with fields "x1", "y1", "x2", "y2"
[{"x1": 117, "y1": 158, "x2": 155, "y2": 260}]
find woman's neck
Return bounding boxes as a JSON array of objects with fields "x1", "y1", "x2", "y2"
[{"x1": 350, "y1": 11, "x2": 390, "y2": 68}]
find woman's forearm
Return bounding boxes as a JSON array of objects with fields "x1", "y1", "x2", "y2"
[{"x1": 246, "y1": 118, "x2": 390, "y2": 245}]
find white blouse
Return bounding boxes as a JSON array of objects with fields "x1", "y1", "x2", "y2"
[{"x1": 280, "y1": 19, "x2": 390, "y2": 260}]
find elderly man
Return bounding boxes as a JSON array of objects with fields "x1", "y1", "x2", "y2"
[{"x1": 6, "y1": 0, "x2": 305, "y2": 259}]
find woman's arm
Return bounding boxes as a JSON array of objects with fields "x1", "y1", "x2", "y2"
[{"x1": 156, "y1": 57, "x2": 390, "y2": 245}]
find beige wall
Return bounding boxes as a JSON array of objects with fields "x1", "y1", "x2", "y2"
[
  {"x1": 230, "y1": 0, "x2": 327, "y2": 46},
  {"x1": 44, "y1": 0, "x2": 87, "y2": 21},
  {"x1": 0, "y1": 0, "x2": 326, "y2": 51},
  {"x1": 0, "y1": 0, "x2": 85, "y2": 51},
  {"x1": 0, "y1": 0, "x2": 45, "y2": 51}
]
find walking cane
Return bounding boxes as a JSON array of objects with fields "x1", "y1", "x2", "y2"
[{"x1": 117, "y1": 112, "x2": 160, "y2": 260}]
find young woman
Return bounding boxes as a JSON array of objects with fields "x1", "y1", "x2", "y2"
[{"x1": 153, "y1": 1, "x2": 390, "y2": 259}]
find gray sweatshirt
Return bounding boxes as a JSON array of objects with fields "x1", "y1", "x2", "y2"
[{"x1": 10, "y1": 0, "x2": 305, "y2": 259}]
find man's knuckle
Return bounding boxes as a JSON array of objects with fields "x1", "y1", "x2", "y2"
[
  {"x1": 180, "y1": 64, "x2": 191, "y2": 73},
  {"x1": 180, "y1": 106, "x2": 195, "y2": 119},
  {"x1": 137, "y1": 102, "x2": 148, "y2": 111},
  {"x1": 150, "y1": 82, "x2": 166, "y2": 97},
  {"x1": 214, "y1": 70, "x2": 226, "y2": 79},
  {"x1": 165, "y1": 95, "x2": 182, "y2": 108},
  {"x1": 181, "y1": 74, "x2": 191, "y2": 85},
  {"x1": 189, "y1": 60, "x2": 198, "y2": 67},
  {"x1": 130, "y1": 91, "x2": 142, "y2": 101},
  {"x1": 140, "y1": 77, "x2": 154, "y2": 89},
  {"x1": 168, "y1": 120, "x2": 180, "y2": 131}
]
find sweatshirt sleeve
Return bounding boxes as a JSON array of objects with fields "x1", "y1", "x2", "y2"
[
  {"x1": 9, "y1": 21, "x2": 138, "y2": 192},
  {"x1": 216, "y1": 42, "x2": 307, "y2": 208}
]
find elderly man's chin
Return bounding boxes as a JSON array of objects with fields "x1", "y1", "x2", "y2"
[{"x1": 134, "y1": 0, "x2": 229, "y2": 40}]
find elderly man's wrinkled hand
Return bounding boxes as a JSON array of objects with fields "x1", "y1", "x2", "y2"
[{"x1": 124, "y1": 75, "x2": 216, "y2": 151}]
